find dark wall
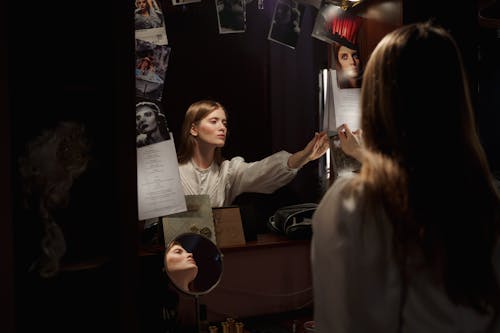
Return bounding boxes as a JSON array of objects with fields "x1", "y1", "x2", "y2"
[
  {"x1": 8, "y1": 0, "x2": 139, "y2": 332},
  {"x1": 478, "y1": 22, "x2": 500, "y2": 176},
  {"x1": 403, "y1": 0, "x2": 500, "y2": 176},
  {"x1": 1, "y1": 0, "x2": 14, "y2": 331}
]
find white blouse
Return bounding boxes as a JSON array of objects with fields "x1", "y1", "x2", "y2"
[
  {"x1": 178, "y1": 150, "x2": 299, "y2": 207},
  {"x1": 312, "y1": 176, "x2": 500, "y2": 333}
]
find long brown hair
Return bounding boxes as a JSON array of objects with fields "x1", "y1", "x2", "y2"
[
  {"x1": 359, "y1": 22, "x2": 500, "y2": 311},
  {"x1": 177, "y1": 100, "x2": 226, "y2": 165}
]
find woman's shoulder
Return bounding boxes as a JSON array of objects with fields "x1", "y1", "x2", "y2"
[
  {"x1": 321, "y1": 175, "x2": 361, "y2": 205},
  {"x1": 314, "y1": 175, "x2": 366, "y2": 226},
  {"x1": 218, "y1": 156, "x2": 243, "y2": 173},
  {"x1": 223, "y1": 156, "x2": 245, "y2": 164}
]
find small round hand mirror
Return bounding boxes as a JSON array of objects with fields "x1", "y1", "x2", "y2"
[{"x1": 164, "y1": 232, "x2": 223, "y2": 295}]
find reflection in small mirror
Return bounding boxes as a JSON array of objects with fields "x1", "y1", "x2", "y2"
[{"x1": 164, "y1": 232, "x2": 223, "y2": 295}]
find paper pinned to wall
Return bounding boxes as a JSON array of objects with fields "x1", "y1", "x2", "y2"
[
  {"x1": 137, "y1": 137, "x2": 187, "y2": 220},
  {"x1": 323, "y1": 69, "x2": 362, "y2": 181},
  {"x1": 324, "y1": 69, "x2": 361, "y2": 133}
]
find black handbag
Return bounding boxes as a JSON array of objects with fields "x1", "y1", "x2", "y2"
[{"x1": 267, "y1": 203, "x2": 318, "y2": 239}]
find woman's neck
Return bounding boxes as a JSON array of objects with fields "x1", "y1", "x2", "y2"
[{"x1": 192, "y1": 142, "x2": 215, "y2": 169}]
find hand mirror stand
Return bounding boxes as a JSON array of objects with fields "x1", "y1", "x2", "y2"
[{"x1": 164, "y1": 232, "x2": 224, "y2": 333}]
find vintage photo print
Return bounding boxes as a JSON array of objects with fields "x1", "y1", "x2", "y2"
[
  {"x1": 216, "y1": 0, "x2": 246, "y2": 34},
  {"x1": 135, "y1": 98, "x2": 171, "y2": 148},
  {"x1": 134, "y1": 0, "x2": 165, "y2": 31},
  {"x1": 172, "y1": 0, "x2": 202, "y2": 6},
  {"x1": 333, "y1": 40, "x2": 363, "y2": 89},
  {"x1": 313, "y1": 5, "x2": 363, "y2": 88},
  {"x1": 135, "y1": 40, "x2": 172, "y2": 101},
  {"x1": 135, "y1": 27, "x2": 168, "y2": 46},
  {"x1": 312, "y1": 5, "x2": 362, "y2": 49},
  {"x1": 311, "y1": 3, "x2": 342, "y2": 44},
  {"x1": 268, "y1": 0, "x2": 305, "y2": 49}
]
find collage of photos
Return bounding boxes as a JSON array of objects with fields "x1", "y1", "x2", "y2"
[
  {"x1": 134, "y1": 0, "x2": 171, "y2": 104},
  {"x1": 134, "y1": 0, "x2": 189, "y2": 222},
  {"x1": 134, "y1": 0, "x2": 171, "y2": 133}
]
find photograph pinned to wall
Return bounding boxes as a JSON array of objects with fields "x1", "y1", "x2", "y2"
[
  {"x1": 215, "y1": 0, "x2": 246, "y2": 34},
  {"x1": 134, "y1": 0, "x2": 165, "y2": 30},
  {"x1": 172, "y1": 0, "x2": 201, "y2": 5},
  {"x1": 268, "y1": 0, "x2": 305, "y2": 49},
  {"x1": 135, "y1": 39, "x2": 171, "y2": 101},
  {"x1": 135, "y1": 27, "x2": 168, "y2": 46},
  {"x1": 135, "y1": 98, "x2": 171, "y2": 148},
  {"x1": 330, "y1": 12, "x2": 363, "y2": 89},
  {"x1": 312, "y1": 6, "x2": 363, "y2": 88},
  {"x1": 333, "y1": 38, "x2": 363, "y2": 89},
  {"x1": 311, "y1": 3, "x2": 343, "y2": 44},
  {"x1": 134, "y1": 0, "x2": 168, "y2": 45}
]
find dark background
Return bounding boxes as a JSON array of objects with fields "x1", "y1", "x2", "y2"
[{"x1": 2, "y1": 0, "x2": 499, "y2": 332}]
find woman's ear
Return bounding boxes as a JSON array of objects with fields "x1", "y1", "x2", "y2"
[{"x1": 190, "y1": 124, "x2": 198, "y2": 137}]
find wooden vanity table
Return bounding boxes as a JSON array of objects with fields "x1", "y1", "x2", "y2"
[
  {"x1": 140, "y1": 232, "x2": 313, "y2": 332},
  {"x1": 202, "y1": 233, "x2": 313, "y2": 323}
]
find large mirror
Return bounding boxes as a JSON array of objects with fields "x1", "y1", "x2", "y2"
[{"x1": 164, "y1": 232, "x2": 223, "y2": 295}]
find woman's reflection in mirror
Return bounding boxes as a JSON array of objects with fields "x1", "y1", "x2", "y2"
[
  {"x1": 176, "y1": 99, "x2": 330, "y2": 207},
  {"x1": 165, "y1": 240, "x2": 198, "y2": 293}
]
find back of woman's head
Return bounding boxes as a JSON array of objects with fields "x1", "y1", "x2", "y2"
[
  {"x1": 177, "y1": 100, "x2": 225, "y2": 164},
  {"x1": 361, "y1": 22, "x2": 476, "y2": 163},
  {"x1": 360, "y1": 22, "x2": 500, "y2": 311}
]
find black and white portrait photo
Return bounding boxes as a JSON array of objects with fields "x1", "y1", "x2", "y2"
[{"x1": 136, "y1": 99, "x2": 171, "y2": 148}]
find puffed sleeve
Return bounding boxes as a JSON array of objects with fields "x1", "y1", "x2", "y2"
[
  {"x1": 311, "y1": 176, "x2": 401, "y2": 333},
  {"x1": 225, "y1": 150, "x2": 298, "y2": 205}
]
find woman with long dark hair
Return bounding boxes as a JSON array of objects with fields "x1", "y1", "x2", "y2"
[{"x1": 312, "y1": 22, "x2": 500, "y2": 332}]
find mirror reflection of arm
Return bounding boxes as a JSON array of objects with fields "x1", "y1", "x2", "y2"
[
  {"x1": 287, "y1": 131, "x2": 329, "y2": 169},
  {"x1": 226, "y1": 152, "x2": 297, "y2": 204},
  {"x1": 226, "y1": 132, "x2": 329, "y2": 204}
]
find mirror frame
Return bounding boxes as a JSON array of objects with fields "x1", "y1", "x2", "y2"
[{"x1": 164, "y1": 232, "x2": 224, "y2": 296}]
